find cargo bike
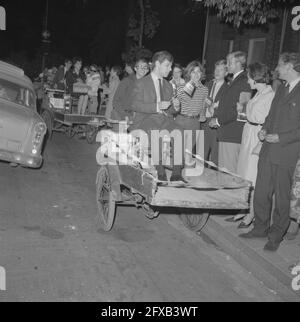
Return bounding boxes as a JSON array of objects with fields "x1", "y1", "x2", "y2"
[
  {"x1": 40, "y1": 87, "x2": 109, "y2": 144},
  {"x1": 95, "y1": 130, "x2": 252, "y2": 232}
]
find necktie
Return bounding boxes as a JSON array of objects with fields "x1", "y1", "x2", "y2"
[
  {"x1": 159, "y1": 79, "x2": 164, "y2": 102},
  {"x1": 210, "y1": 82, "x2": 216, "y2": 102},
  {"x1": 284, "y1": 84, "x2": 290, "y2": 96}
]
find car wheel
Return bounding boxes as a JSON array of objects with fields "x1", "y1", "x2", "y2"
[
  {"x1": 96, "y1": 166, "x2": 116, "y2": 232},
  {"x1": 180, "y1": 212, "x2": 210, "y2": 233}
]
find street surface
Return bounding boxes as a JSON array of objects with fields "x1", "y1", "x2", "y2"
[{"x1": 0, "y1": 133, "x2": 282, "y2": 301}]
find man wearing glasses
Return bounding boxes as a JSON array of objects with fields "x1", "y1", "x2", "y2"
[{"x1": 112, "y1": 58, "x2": 149, "y2": 121}]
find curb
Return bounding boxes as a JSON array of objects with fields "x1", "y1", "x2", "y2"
[{"x1": 202, "y1": 216, "x2": 300, "y2": 302}]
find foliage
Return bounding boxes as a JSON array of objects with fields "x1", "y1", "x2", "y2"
[
  {"x1": 127, "y1": 0, "x2": 160, "y2": 47},
  {"x1": 193, "y1": 0, "x2": 290, "y2": 27},
  {"x1": 122, "y1": 46, "x2": 153, "y2": 65}
]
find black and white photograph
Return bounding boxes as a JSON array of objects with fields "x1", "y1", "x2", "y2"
[{"x1": 0, "y1": 0, "x2": 300, "y2": 305}]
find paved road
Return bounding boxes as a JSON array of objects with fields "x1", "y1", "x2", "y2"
[{"x1": 0, "y1": 133, "x2": 282, "y2": 302}]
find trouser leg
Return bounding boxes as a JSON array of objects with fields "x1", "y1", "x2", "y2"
[
  {"x1": 253, "y1": 157, "x2": 274, "y2": 234},
  {"x1": 268, "y1": 164, "x2": 294, "y2": 243},
  {"x1": 218, "y1": 142, "x2": 240, "y2": 174}
]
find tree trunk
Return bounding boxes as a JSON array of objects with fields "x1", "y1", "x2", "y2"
[
  {"x1": 124, "y1": 0, "x2": 136, "y2": 53},
  {"x1": 138, "y1": 0, "x2": 145, "y2": 47}
]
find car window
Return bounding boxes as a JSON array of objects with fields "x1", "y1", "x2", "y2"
[{"x1": 0, "y1": 78, "x2": 35, "y2": 109}]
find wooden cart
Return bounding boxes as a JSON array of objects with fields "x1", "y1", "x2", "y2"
[
  {"x1": 95, "y1": 159, "x2": 251, "y2": 232},
  {"x1": 40, "y1": 88, "x2": 110, "y2": 144}
]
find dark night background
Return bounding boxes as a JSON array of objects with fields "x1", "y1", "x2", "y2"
[{"x1": 0, "y1": 0, "x2": 206, "y2": 78}]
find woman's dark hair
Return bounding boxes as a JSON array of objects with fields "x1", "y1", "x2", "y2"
[
  {"x1": 173, "y1": 63, "x2": 183, "y2": 72},
  {"x1": 183, "y1": 60, "x2": 205, "y2": 82},
  {"x1": 248, "y1": 62, "x2": 271, "y2": 84},
  {"x1": 111, "y1": 65, "x2": 122, "y2": 77},
  {"x1": 173, "y1": 63, "x2": 183, "y2": 73}
]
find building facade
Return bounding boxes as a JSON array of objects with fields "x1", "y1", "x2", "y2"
[{"x1": 204, "y1": 5, "x2": 300, "y2": 80}]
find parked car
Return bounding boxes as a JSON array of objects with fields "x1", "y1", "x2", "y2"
[{"x1": 0, "y1": 61, "x2": 46, "y2": 168}]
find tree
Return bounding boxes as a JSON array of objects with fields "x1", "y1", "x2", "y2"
[
  {"x1": 193, "y1": 0, "x2": 292, "y2": 27},
  {"x1": 127, "y1": 0, "x2": 160, "y2": 48}
]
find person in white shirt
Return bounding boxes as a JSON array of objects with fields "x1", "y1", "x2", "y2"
[
  {"x1": 87, "y1": 65, "x2": 101, "y2": 114},
  {"x1": 240, "y1": 53, "x2": 300, "y2": 252},
  {"x1": 203, "y1": 60, "x2": 229, "y2": 166},
  {"x1": 233, "y1": 63, "x2": 274, "y2": 228}
]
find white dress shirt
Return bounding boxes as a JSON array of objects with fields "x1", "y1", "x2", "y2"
[
  {"x1": 206, "y1": 80, "x2": 224, "y2": 117},
  {"x1": 210, "y1": 79, "x2": 224, "y2": 102},
  {"x1": 151, "y1": 72, "x2": 163, "y2": 113},
  {"x1": 232, "y1": 70, "x2": 244, "y2": 81},
  {"x1": 288, "y1": 77, "x2": 300, "y2": 93}
]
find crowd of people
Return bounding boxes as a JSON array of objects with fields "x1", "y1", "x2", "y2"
[
  {"x1": 35, "y1": 58, "x2": 127, "y2": 116},
  {"x1": 38, "y1": 50, "x2": 300, "y2": 253}
]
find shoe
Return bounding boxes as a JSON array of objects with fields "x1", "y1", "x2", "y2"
[
  {"x1": 284, "y1": 222, "x2": 299, "y2": 241},
  {"x1": 263, "y1": 240, "x2": 280, "y2": 252},
  {"x1": 225, "y1": 215, "x2": 244, "y2": 223},
  {"x1": 239, "y1": 230, "x2": 268, "y2": 239},
  {"x1": 169, "y1": 174, "x2": 188, "y2": 183},
  {"x1": 284, "y1": 231, "x2": 299, "y2": 241},
  {"x1": 238, "y1": 221, "x2": 253, "y2": 229}
]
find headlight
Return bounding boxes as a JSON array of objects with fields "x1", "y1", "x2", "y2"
[
  {"x1": 32, "y1": 122, "x2": 46, "y2": 149},
  {"x1": 34, "y1": 122, "x2": 47, "y2": 135}
]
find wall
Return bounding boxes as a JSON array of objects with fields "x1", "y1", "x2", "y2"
[{"x1": 204, "y1": 8, "x2": 300, "y2": 81}]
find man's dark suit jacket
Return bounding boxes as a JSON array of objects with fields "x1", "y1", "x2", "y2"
[
  {"x1": 260, "y1": 81, "x2": 300, "y2": 167},
  {"x1": 112, "y1": 73, "x2": 137, "y2": 120},
  {"x1": 65, "y1": 69, "x2": 86, "y2": 94},
  {"x1": 131, "y1": 74, "x2": 178, "y2": 132},
  {"x1": 206, "y1": 80, "x2": 229, "y2": 114},
  {"x1": 52, "y1": 66, "x2": 66, "y2": 90},
  {"x1": 215, "y1": 71, "x2": 251, "y2": 144}
]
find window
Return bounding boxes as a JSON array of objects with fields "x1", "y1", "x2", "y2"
[
  {"x1": 248, "y1": 38, "x2": 266, "y2": 65},
  {"x1": 0, "y1": 78, "x2": 35, "y2": 109}
]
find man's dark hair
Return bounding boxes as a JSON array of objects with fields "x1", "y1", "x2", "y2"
[
  {"x1": 64, "y1": 58, "x2": 72, "y2": 65},
  {"x1": 152, "y1": 51, "x2": 173, "y2": 66},
  {"x1": 135, "y1": 58, "x2": 149, "y2": 67},
  {"x1": 72, "y1": 57, "x2": 82, "y2": 65},
  {"x1": 215, "y1": 59, "x2": 227, "y2": 69},
  {"x1": 112, "y1": 65, "x2": 123, "y2": 77},
  {"x1": 280, "y1": 53, "x2": 300, "y2": 73}
]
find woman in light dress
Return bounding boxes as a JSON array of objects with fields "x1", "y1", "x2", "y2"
[
  {"x1": 286, "y1": 158, "x2": 300, "y2": 240},
  {"x1": 102, "y1": 65, "x2": 122, "y2": 119},
  {"x1": 233, "y1": 63, "x2": 275, "y2": 228}
]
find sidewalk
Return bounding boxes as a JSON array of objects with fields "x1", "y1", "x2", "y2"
[{"x1": 202, "y1": 214, "x2": 300, "y2": 301}]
